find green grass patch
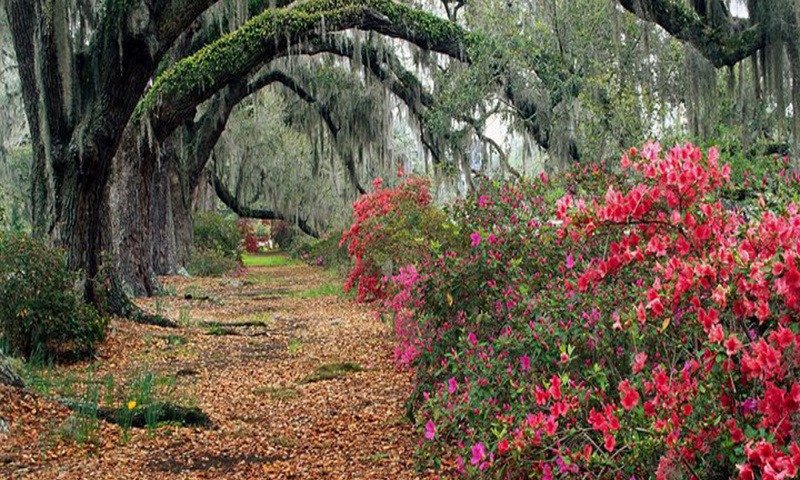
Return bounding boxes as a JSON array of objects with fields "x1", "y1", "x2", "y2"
[
  {"x1": 253, "y1": 385, "x2": 299, "y2": 401},
  {"x1": 361, "y1": 453, "x2": 390, "y2": 463},
  {"x1": 164, "y1": 334, "x2": 188, "y2": 346},
  {"x1": 287, "y1": 338, "x2": 302, "y2": 354},
  {"x1": 268, "y1": 436, "x2": 297, "y2": 448},
  {"x1": 300, "y1": 362, "x2": 365, "y2": 383},
  {"x1": 205, "y1": 326, "x2": 238, "y2": 336},
  {"x1": 242, "y1": 253, "x2": 299, "y2": 268}
]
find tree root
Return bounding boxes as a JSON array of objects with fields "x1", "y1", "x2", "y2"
[{"x1": 103, "y1": 277, "x2": 178, "y2": 328}]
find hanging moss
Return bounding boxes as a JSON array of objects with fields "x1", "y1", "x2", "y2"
[{"x1": 133, "y1": 0, "x2": 478, "y2": 125}]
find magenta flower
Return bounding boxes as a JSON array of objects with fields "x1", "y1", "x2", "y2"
[
  {"x1": 470, "y1": 442, "x2": 487, "y2": 466},
  {"x1": 447, "y1": 377, "x2": 458, "y2": 394},
  {"x1": 468, "y1": 332, "x2": 478, "y2": 347},
  {"x1": 470, "y1": 232, "x2": 481, "y2": 247},
  {"x1": 424, "y1": 420, "x2": 436, "y2": 440},
  {"x1": 488, "y1": 233, "x2": 498, "y2": 245},
  {"x1": 520, "y1": 355, "x2": 531, "y2": 372},
  {"x1": 566, "y1": 253, "x2": 575, "y2": 269}
]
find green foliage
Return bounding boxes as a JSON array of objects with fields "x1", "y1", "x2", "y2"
[
  {"x1": 187, "y1": 248, "x2": 239, "y2": 277},
  {"x1": 193, "y1": 212, "x2": 243, "y2": 259},
  {"x1": 189, "y1": 212, "x2": 242, "y2": 276},
  {"x1": 291, "y1": 230, "x2": 351, "y2": 271},
  {"x1": 0, "y1": 234, "x2": 107, "y2": 360},
  {"x1": 300, "y1": 361, "x2": 364, "y2": 383},
  {"x1": 242, "y1": 252, "x2": 299, "y2": 267}
]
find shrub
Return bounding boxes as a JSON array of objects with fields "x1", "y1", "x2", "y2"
[
  {"x1": 0, "y1": 234, "x2": 107, "y2": 360},
  {"x1": 292, "y1": 230, "x2": 351, "y2": 271},
  {"x1": 193, "y1": 212, "x2": 242, "y2": 260},
  {"x1": 271, "y1": 220, "x2": 295, "y2": 249},
  {"x1": 237, "y1": 219, "x2": 259, "y2": 253},
  {"x1": 341, "y1": 177, "x2": 459, "y2": 302},
  {"x1": 187, "y1": 248, "x2": 239, "y2": 277},
  {"x1": 377, "y1": 143, "x2": 800, "y2": 479}
]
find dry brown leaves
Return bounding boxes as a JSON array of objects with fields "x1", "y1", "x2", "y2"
[{"x1": 0, "y1": 257, "x2": 451, "y2": 479}]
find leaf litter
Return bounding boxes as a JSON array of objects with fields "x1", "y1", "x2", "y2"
[{"x1": 1, "y1": 257, "x2": 451, "y2": 479}]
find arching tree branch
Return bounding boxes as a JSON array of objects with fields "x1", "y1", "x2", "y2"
[
  {"x1": 211, "y1": 171, "x2": 320, "y2": 238},
  {"x1": 135, "y1": 0, "x2": 474, "y2": 142},
  {"x1": 616, "y1": 0, "x2": 765, "y2": 67}
]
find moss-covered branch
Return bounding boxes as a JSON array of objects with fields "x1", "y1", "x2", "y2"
[
  {"x1": 134, "y1": 0, "x2": 476, "y2": 140},
  {"x1": 211, "y1": 171, "x2": 320, "y2": 238},
  {"x1": 616, "y1": 0, "x2": 765, "y2": 67}
]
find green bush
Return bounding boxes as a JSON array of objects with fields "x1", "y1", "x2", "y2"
[
  {"x1": 187, "y1": 248, "x2": 239, "y2": 277},
  {"x1": 0, "y1": 234, "x2": 107, "y2": 360},
  {"x1": 291, "y1": 230, "x2": 351, "y2": 271},
  {"x1": 193, "y1": 212, "x2": 242, "y2": 260}
]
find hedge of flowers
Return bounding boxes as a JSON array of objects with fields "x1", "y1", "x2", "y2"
[{"x1": 345, "y1": 142, "x2": 800, "y2": 479}]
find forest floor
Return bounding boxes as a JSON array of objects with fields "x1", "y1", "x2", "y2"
[{"x1": 0, "y1": 253, "x2": 445, "y2": 479}]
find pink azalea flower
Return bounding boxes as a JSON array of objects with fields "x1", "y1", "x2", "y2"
[
  {"x1": 470, "y1": 232, "x2": 481, "y2": 247},
  {"x1": 447, "y1": 377, "x2": 458, "y2": 394},
  {"x1": 468, "y1": 332, "x2": 478, "y2": 347},
  {"x1": 424, "y1": 420, "x2": 436, "y2": 440},
  {"x1": 520, "y1": 355, "x2": 531, "y2": 372},
  {"x1": 565, "y1": 253, "x2": 575, "y2": 269},
  {"x1": 470, "y1": 442, "x2": 486, "y2": 466}
]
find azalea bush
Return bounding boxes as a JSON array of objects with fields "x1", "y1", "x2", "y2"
[
  {"x1": 340, "y1": 176, "x2": 458, "y2": 302},
  {"x1": 0, "y1": 234, "x2": 107, "y2": 360},
  {"x1": 374, "y1": 143, "x2": 800, "y2": 479}
]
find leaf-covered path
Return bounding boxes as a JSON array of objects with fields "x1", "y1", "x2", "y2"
[{"x1": 1, "y1": 255, "x2": 442, "y2": 479}]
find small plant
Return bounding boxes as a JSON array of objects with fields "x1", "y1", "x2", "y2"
[
  {"x1": 300, "y1": 362, "x2": 364, "y2": 383},
  {"x1": 164, "y1": 334, "x2": 187, "y2": 346},
  {"x1": 206, "y1": 325, "x2": 237, "y2": 336},
  {"x1": 177, "y1": 306, "x2": 193, "y2": 327},
  {"x1": 287, "y1": 338, "x2": 302, "y2": 354},
  {"x1": 60, "y1": 385, "x2": 101, "y2": 448}
]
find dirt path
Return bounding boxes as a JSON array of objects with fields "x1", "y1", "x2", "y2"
[{"x1": 1, "y1": 255, "x2": 440, "y2": 479}]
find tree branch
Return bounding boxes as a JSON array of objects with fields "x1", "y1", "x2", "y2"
[
  {"x1": 135, "y1": 0, "x2": 474, "y2": 140},
  {"x1": 616, "y1": 0, "x2": 765, "y2": 67},
  {"x1": 211, "y1": 171, "x2": 320, "y2": 238}
]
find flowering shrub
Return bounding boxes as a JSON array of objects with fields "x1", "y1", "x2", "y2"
[
  {"x1": 340, "y1": 177, "x2": 457, "y2": 302},
  {"x1": 237, "y1": 219, "x2": 259, "y2": 253},
  {"x1": 376, "y1": 142, "x2": 800, "y2": 479}
]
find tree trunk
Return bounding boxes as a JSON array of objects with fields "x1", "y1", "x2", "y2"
[
  {"x1": 107, "y1": 127, "x2": 160, "y2": 296},
  {"x1": 151, "y1": 136, "x2": 194, "y2": 275}
]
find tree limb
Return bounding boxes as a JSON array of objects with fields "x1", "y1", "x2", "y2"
[
  {"x1": 616, "y1": 0, "x2": 765, "y2": 67},
  {"x1": 211, "y1": 171, "x2": 320, "y2": 238}
]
